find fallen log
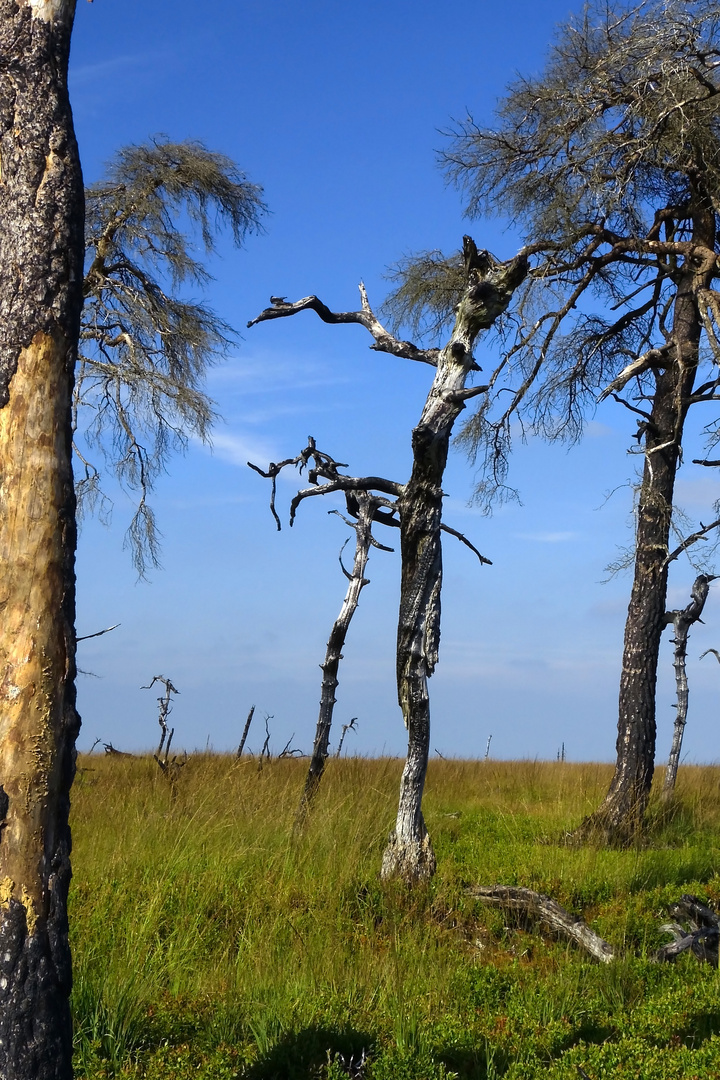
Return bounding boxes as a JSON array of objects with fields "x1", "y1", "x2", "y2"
[
  {"x1": 467, "y1": 885, "x2": 616, "y2": 963},
  {"x1": 103, "y1": 742, "x2": 134, "y2": 757},
  {"x1": 468, "y1": 885, "x2": 720, "y2": 967},
  {"x1": 654, "y1": 894, "x2": 719, "y2": 965}
]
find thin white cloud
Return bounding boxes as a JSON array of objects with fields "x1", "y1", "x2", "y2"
[
  {"x1": 514, "y1": 531, "x2": 580, "y2": 543},
  {"x1": 204, "y1": 431, "x2": 279, "y2": 468},
  {"x1": 70, "y1": 53, "x2": 158, "y2": 88},
  {"x1": 208, "y1": 352, "x2": 351, "y2": 397}
]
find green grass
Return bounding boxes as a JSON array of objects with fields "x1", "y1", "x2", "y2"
[{"x1": 69, "y1": 756, "x2": 720, "y2": 1078}]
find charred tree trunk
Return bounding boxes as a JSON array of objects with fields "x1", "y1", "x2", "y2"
[
  {"x1": 380, "y1": 241, "x2": 527, "y2": 882},
  {"x1": 662, "y1": 574, "x2": 715, "y2": 802},
  {"x1": 576, "y1": 198, "x2": 714, "y2": 844},
  {"x1": 0, "y1": 3, "x2": 84, "y2": 1078},
  {"x1": 297, "y1": 493, "x2": 379, "y2": 823}
]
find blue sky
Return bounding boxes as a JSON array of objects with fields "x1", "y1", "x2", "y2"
[{"x1": 68, "y1": 0, "x2": 720, "y2": 762}]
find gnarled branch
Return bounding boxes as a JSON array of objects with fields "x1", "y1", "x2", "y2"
[{"x1": 248, "y1": 285, "x2": 440, "y2": 367}]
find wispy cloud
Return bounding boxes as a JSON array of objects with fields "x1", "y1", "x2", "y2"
[
  {"x1": 514, "y1": 531, "x2": 580, "y2": 543},
  {"x1": 209, "y1": 352, "x2": 351, "y2": 398},
  {"x1": 203, "y1": 431, "x2": 279, "y2": 468},
  {"x1": 70, "y1": 51, "x2": 166, "y2": 88}
]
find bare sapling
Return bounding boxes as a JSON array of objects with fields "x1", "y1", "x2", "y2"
[
  {"x1": 237, "y1": 704, "x2": 255, "y2": 757},
  {"x1": 250, "y1": 443, "x2": 394, "y2": 820},
  {"x1": 248, "y1": 237, "x2": 524, "y2": 882},
  {"x1": 335, "y1": 717, "x2": 358, "y2": 759},
  {"x1": 662, "y1": 575, "x2": 716, "y2": 801},
  {"x1": 144, "y1": 675, "x2": 185, "y2": 797}
]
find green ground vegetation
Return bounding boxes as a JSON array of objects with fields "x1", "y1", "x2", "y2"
[{"x1": 69, "y1": 755, "x2": 720, "y2": 1078}]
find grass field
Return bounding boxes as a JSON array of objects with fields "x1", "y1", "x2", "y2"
[{"x1": 69, "y1": 755, "x2": 720, "y2": 1078}]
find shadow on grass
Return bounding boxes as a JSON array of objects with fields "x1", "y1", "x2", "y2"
[
  {"x1": 241, "y1": 1024, "x2": 374, "y2": 1080},
  {"x1": 676, "y1": 1009, "x2": 720, "y2": 1049},
  {"x1": 432, "y1": 1019, "x2": 616, "y2": 1080}
]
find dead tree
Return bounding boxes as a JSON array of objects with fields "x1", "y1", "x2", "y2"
[
  {"x1": 299, "y1": 495, "x2": 391, "y2": 820},
  {"x1": 143, "y1": 675, "x2": 185, "y2": 794},
  {"x1": 662, "y1": 574, "x2": 716, "y2": 801},
  {"x1": 248, "y1": 238, "x2": 525, "y2": 882},
  {"x1": 335, "y1": 717, "x2": 358, "y2": 758},
  {"x1": 250, "y1": 443, "x2": 395, "y2": 819},
  {"x1": 237, "y1": 704, "x2": 255, "y2": 757}
]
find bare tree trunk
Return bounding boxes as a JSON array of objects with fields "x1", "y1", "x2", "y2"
[
  {"x1": 380, "y1": 241, "x2": 527, "y2": 882},
  {"x1": 662, "y1": 575, "x2": 715, "y2": 801},
  {"x1": 248, "y1": 239, "x2": 527, "y2": 884},
  {"x1": 237, "y1": 705, "x2": 255, "y2": 757},
  {"x1": 576, "y1": 197, "x2": 714, "y2": 845},
  {"x1": 297, "y1": 493, "x2": 378, "y2": 822},
  {"x1": 0, "y1": 3, "x2": 84, "y2": 1077},
  {"x1": 576, "y1": 371, "x2": 683, "y2": 842}
]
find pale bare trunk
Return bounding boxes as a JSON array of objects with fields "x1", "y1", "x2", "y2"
[
  {"x1": 297, "y1": 494, "x2": 376, "y2": 822},
  {"x1": 381, "y1": 241, "x2": 528, "y2": 882},
  {"x1": 662, "y1": 575, "x2": 714, "y2": 801}
]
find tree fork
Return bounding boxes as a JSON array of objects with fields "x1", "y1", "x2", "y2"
[{"x1": 0, "y1": 1, "x2": 84, "y2": 1076}]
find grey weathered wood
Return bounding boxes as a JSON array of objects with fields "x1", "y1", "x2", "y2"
[
  {"x1": 655, "y1": 894, "x2": 720, "y2": 964},
  {"x1": 237, "y1": 705, "x2": 255, "y2": 757},
  {"x1": 662, "y1": 575, "x2": 716, "y2": 800},
  {"x1": 381, "y1": 242, "x2": 527, "y2": 883},
  {"x1": 467, "y1": 885, "x2": 616, "y2": 963},
  {"x1": 250, "y1": 241, "x2": 527, "y2": 883},
  {"x1": 297, "y1": 493, "x2": 388, "y2": 822}
]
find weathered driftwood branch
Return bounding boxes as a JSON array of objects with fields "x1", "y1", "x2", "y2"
[
  {"x1": 655, "y1": 895, "x2": 719, "y2": 964},
  {"x1": 467, "y1": 885, "x2": 616, "y2": 963},
  {"x1": 662, "y1": 574, "x2": 716, "y2": 801},
  {"x1": 103, "y1": 743, "x2": 134, "y2": 758},
  {"x1": 469, "y1": 886, "x2": 720, "y2": 967}
]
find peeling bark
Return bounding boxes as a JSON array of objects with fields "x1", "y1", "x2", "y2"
[{"x1": 0, "y1": 1, "x2": 83, "y2": 1076}]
